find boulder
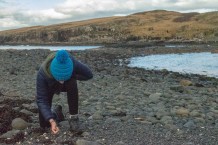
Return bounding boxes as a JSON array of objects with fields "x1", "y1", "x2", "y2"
[
  {"x1": 180, "y1": 79, "x2": 193, "y2": 86},
  {"x1": 11, "y1": 118, "x2": 28, "y2": 130}
]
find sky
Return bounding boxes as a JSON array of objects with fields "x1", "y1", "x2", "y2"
[{"x1": 0, "y1": 0, "x2": 218, "y2": 31}]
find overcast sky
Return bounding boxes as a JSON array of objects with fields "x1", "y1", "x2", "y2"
[{"x1": 0, "y1": 0, "x2": 217, "y2": 31}]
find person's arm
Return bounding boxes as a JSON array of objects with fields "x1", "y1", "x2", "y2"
[
  {"x1": 36, "y1": 70, "x2": 54, "y2": 121},
  {"x1": 73, "y1": 59, "x2": 93, "y2": 80},
  {"x1": 36, "y1": 69, "x2": 59, "y2": 134}
]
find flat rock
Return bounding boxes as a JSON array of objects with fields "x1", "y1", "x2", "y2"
[{"x1": 0, "y1": 130, "x2": 21, "y2": 139}]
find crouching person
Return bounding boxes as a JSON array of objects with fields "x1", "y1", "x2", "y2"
[{"x1": 36, "y1": 50, "x2": 93, "y2": 134}]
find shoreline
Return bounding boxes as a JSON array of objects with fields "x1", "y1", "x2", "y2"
[
  {"x1": 0, "y1": 45, "x2": 218, "y2": 144},
  {"x1": 1, "y1": 40, "x2": 218, "y2": 47}
]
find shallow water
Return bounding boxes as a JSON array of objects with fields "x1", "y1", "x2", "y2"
[
  {"x1": 165, "y1": 45, "x2": 185, "y2": 48},
  {"x1": 0, "y1": 45, "x2": 100, "y2": 50},
  {"x1": 128, "y1": 52, "x2": 218, "y2": 78}
]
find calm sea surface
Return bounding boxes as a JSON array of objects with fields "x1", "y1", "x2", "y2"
[
  {"x1": 128, "y1": 52, "x2": 218, "y2": 78},
  {"x1": 0, "y1": 45, "x2": 100, "y2": 50}
]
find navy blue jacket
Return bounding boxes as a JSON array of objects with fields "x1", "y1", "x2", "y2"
[{"x1": 36, "y1": 52, "x2": 93, "y2": 121}]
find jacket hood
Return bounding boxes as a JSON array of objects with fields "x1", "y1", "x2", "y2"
[{"x1": 41, "y1": 52, "x2": 56, "y2": 78}]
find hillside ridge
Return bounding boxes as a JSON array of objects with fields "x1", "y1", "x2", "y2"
[{"x1": 0, "y1": 10, "x2": 218, "y2": 44}]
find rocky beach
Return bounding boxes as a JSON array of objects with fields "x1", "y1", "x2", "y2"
[{"x1": 0, "y1": 44, "x2": 218, "y2": 145}]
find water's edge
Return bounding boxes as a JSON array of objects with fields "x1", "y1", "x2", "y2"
[
  {"x1": 128, "y1": 52, "x2": 218, "y2": 78},
  {"x1": 0, "y1": 45, "x2": 101, "y2": 50}
]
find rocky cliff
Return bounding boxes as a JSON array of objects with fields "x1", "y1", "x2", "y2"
[{"x1": 0, "y1": 10, "x2": 218, "y2": 45}]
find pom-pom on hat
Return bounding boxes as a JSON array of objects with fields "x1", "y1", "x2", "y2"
[{"x1": 50, "y1": 50, "x2": 73, "y2": 81}]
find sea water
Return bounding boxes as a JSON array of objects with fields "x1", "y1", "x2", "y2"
[
  {"x1": 128, "y1": 52, "x2": 218, "y2": 78},
  {"x1": 0, "y1": 45, "x2": 100, "y2": 51}
]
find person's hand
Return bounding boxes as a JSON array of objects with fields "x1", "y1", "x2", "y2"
[{"x1": 49, "y1": 119, "x2": 59, "y2": 134}]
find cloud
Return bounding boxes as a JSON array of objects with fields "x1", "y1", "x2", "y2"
[
  {"x1": 180, "y1": 8, "x2": 217, "y2": 13},
  {"x1": 0, "y1": 5, "x2": 71, "y2": 30},
  {"x1": 0, "y1": 0, "x2": 218, "y2": 31},
  {"x1": 56, "y1": 0, "x2": 146, "y2": 14},
  {"x1": 54, "y1": 0, "x2": 218, "y2": 16},
  {"x1": 150, "y1": 0, "x2": 218, "y2": 11},
  {"x1": 0, "y1": 17, "x2": 27, "y2": 28},
  {"x1": 24, "y1": 9, "x2": 71, "y2": 22},
  {"x1": 0, "y1": 0, "x2": 7, "y2": 4},
  {"x1": 0, "y1": 0, "x2": 6, "y2": 4},
  {"x1": 53, "y1": 0, "x2": 146, "y2": 22}
]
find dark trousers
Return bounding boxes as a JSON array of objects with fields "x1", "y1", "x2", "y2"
[{"x1": 39, "y1": 78, "x2": 78, "y2": 128}]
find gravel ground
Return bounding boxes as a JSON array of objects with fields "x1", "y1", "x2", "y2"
[{"x1": 0, "y1": 44, "x2": 218, "y2": 145}]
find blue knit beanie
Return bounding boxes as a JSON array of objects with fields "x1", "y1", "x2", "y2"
[{"x1": 50, "y1": 50, "x2": 73, "y2": 81}]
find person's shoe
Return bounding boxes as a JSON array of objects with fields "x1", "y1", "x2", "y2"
[
  {"x1": 68, "y1": 114, "x2": 80, "y2": 131},
  {"x1": 52, "y1": 105, "x2": 65, "y2": 123}
]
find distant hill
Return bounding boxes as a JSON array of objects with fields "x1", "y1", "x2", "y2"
[{"x1": 0, "y1": 10, "x2": 218, "y2": 45}]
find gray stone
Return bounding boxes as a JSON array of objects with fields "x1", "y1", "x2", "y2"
[
  {"x1": 11, "y1": 118, "x2": 29, "y2": 130},
  {"x1": 139, "y1": 120, "x2": 152, "y2": 125},
  {"x1": 165, "y1": 124, "x2": 178, "y2": 131},
  {"x1": 206, "y1": 112, "x2": 214, "y2": 120},
  {"x1": 116, "y1": 95, "x2": 125, "y2": 100},
  {"x1": 184, "y1": 142, "x2": 195, "y2": 145},
  {"x1": 146, "y1": 116, "x2": 159, "y2": 124},
  {"x1": 115, "y1": 141, "x2": 126, "y2": 145},
  {"x1": 89, "y1": 112, "x2": 103, "y2": 120},
  {"x1": 155, "y1": 110, "x2": 169, "y2": 119},
  {"x1": 20, "y1": 109, "x2": 34, "y2": 116},
  {"x1": 0, "y1": 130, "x2": 21, "y2": 139},
  {"x1": 149, "y1": 93, "x2": 162, "y2": 103},
  {"x1": 59, "y1": 121, "x2": 71, "y2": 128},
  {"x1": 106, "y1": 105, "x2": 116, "y2": 110},
  {"x1": 23, "y1": 102, "x2": 38, "y2": 111},
  {"x1": 76, "y1": 139, "x2": 100, "y2": 145},
  {"x1": 170, "y1": 85, "x2": 184, "y2": 93},
  {"x1": 13, "y1": 107, "x2": 20, "y2": 111},
  {"x1": 184, "y1": 120, "x2": 196, "y2": 128},
  {"x1": 111, "y1": 110, "x2": 127, "y2": 117},
  {"x1": 105, "y1": 117, "x2": 121, "y2": 124},
  {"x1": 160, "y1": 116, "x2": 173, "y2": 125},
  {"x1": 22, "y1": 104, "x2": 31, "y2": 108},
  {"x1": 194, "y1": 117, "x2": 205, "y2": 123},
  {"x1": 82, "y1": 132, "x2": 90, "y2": 137},
  {"x1": 215, "y1": 119, "x2": 218, "y2": 128},
  {"x1": 190, "y1": 110, "x2": 201, "y2": 117}
]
